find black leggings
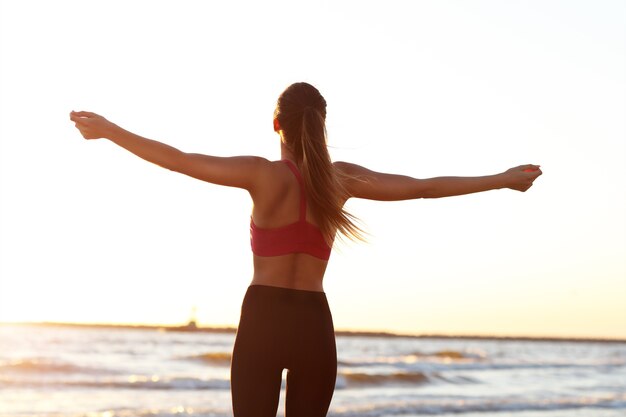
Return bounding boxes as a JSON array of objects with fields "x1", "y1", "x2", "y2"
[{"x1": 231, "y1": 285, "x2": 337, "y2": 417}]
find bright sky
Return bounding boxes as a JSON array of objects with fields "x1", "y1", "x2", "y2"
[{"x1": 1, "y1": 0, "x2": 624, "y2": 339}]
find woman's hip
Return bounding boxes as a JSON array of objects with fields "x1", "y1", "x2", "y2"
[{"x1": 234, "y1": 284, "x2": 335, "y2": 361}]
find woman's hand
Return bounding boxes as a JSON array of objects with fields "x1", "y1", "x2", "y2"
[
  {"x1": 69, "y1": 111, "x2": 118, "y2": 140},
  {"x1": 503, "y1": 165, "x2": 542, "y2": 192}
]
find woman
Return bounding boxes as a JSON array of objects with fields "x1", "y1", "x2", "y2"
[{"x1": 70, "y1": 82, "x2": 541, "y2": 417}]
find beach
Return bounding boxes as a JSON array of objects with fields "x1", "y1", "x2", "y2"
[{"x1": 1, "y1": 323, "x2": 625, "y2": 416}]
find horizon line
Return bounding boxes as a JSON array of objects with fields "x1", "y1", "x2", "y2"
[{"x1": 2, "y1": 321, "x2": 625, "y2": 344}]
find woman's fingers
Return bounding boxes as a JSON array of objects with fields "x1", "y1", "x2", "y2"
[
  {"x1": 70, "y1": 112, "x2": 85, "y2": 123},
  {"x1": 70, "y1": 110, "x2": 98, "y2": 118},
  {"x1": 522, "y1": 164, "x2": 541, "y2": 172},
  {"x1": 529, "y1": 167, "x2": 543, "y2": 180},
  {"x1": 70, "y1": 110, "x2": 111, "y2": 139},
  {"x1": 70, "y1": 111, "x2": 101, "y2": 129},
  {"x1": 70, "y1": 113, "x2": 90, "y2": 137},
  {"x1": 504, "y1": 164, "x2": 542, "y2": 192}
]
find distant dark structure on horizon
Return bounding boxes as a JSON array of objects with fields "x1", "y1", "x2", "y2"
[{"x1": 173, "y1": 307, "x2": 198, "y2": 332}]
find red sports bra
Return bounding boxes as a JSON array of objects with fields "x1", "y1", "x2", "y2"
[{"x1": 250, "y1": 160, "x2": 332, "y2": 261}]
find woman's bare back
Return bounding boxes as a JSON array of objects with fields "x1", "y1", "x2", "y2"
[{"x1": 250, "y1": 160, "x2": 334, "y2": 292}]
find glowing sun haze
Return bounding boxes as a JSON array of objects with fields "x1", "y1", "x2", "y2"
[{"x1": 0, "y1": 0, "x2": 624, "y2": 339}]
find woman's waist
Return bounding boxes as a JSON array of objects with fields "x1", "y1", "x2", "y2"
[
  {"x1": 250, "y1": 274, "x2": 324, "y2": 293},
  {"x1": 239, "y1": 284, "x2": 334, "y2": 335},
  {"x1": 242, "y1": 283, "x2": 331, "y2": 315},
  {"x1": 252, "y1": 254, "x2": 327, "y2": 292}
]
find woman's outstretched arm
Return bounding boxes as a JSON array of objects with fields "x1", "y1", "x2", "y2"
[
  {"x1": 69, "y1": 111, "x2": 266, "y2": 191},
  {"x1": 335, "y1": 161, "x2": 542, "y2": 201}
]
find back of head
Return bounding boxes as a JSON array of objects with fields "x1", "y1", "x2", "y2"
[
  {"x1": 275, "y1": 82, "x2": 362, "y2": 245},
  {"x1": 275, "y1": 82, "x2": 327, "y2": 154}
]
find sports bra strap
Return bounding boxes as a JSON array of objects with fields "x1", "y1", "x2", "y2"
[{"x1": 282, "y1": 159, "x2": 306, "y2": 220}]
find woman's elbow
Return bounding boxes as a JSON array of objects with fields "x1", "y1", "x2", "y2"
[
  {"x1": 161, "y1": 151, "x2": 188, "y2": 173},
  {"x1": 407, "y1": 179, "x2": 433, "y2": 199}
]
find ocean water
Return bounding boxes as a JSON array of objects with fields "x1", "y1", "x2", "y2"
[{"x1": 0, "y1": 323, "x2": 625, "y2": 417}]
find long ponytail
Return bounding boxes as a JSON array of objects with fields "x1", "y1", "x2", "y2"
[{"x1": 276, "y1": 82, "x2": 363, "y2": 245}]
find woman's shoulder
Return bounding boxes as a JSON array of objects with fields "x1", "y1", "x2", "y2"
[
  {"x1": 252, "y1": 158, "x2": 299, "y2": 186},
  {"x1": 239, "y1": 157, "x2": 286, "y2": 175},
  {"x1": 333, "y1": 160, "x2": 352, "y2": 172},
  {"x1": 333, "y1": 161, "x2": 373, "y2": 179}
]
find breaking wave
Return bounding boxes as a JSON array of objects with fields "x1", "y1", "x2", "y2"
[
  {"x1": 182, "y1": 351, "x2": 231, "y2": 365},
  {"x1": 338, "y1": 371, "x2": 429, "y2": 387},
  {"x1": 0, "y1": 358, "x2": 112, "y2": 375},
  {"x1": 0, "y1": 375, "x2": 230, "y2": 390}
]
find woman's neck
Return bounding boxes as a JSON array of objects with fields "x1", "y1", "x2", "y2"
[{"x1": 280, "y1": 144, "x2": 295, "y2": 162}]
